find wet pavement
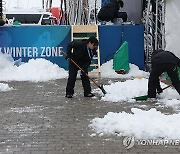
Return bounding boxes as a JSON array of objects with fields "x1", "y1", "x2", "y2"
[{"x1": 0, "y1": 79, "x2": 179, "y2": 154}]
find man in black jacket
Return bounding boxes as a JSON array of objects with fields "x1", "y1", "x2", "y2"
[
  {"x1": 98, "y1": 0, "x2": 124, "y2": 22},
  {"x1": 65, "y1": 36, "x2": 99, "y2": 98},
  {"x1": 148, "y1": 49, "x2": 180, "y2": 98}
]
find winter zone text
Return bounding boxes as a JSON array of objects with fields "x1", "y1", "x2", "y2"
[{"x1": 0, "y1": 47, "x2": 63, "y2": 57}]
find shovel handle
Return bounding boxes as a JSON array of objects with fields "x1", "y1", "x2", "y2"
[{"x1": 162, "y1": 84, "x2": 171, "y2": 91}]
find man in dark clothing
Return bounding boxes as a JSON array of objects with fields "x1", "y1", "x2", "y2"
[
  {"x1": 148, "y1": 49, "x2": 180, "y2": 98},
  {"x1": 98, "y1": 0, "x2": 125, "y2": 22},
  {"x1": 65, "y1": 36, "x2": 99, "y2": 98}
]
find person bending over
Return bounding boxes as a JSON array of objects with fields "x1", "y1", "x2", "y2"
[{"x1": 148, "y1": 49, "x2": 180, "y2": 98}]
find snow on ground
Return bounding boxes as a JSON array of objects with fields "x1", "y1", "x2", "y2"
[
  {"x1": 96, "y1": 78, "x2": 148, "y2": 102},
  {"x1": 158, "y1": 99, "x2": 180, "y2": 111},
  {"x1": 95, "y1": 77, "x2": 180, "y2": 103},
  {"x1": 92, "y1": 74, "x2": 180, "y2": 139},
  {"x1": 3, "y1": 0, "x2": 180, "y2": 140},
  {"x1": 0, "y1": 53, "x2": 68, "y2": 82},
  {"x1": 93, "y1": 59, "x2": 179, "y2": 106},
  {"x1": 0, "y1": 52, "x2": 149, "y2": 82},
  {"x1": 90, "y1": 108, "x2": 180, "y2": 139},
  {"x1": 0, "y1": 83, "x2": 13, "y2": 91},
  {"x1": 99, "y1": 60, "x2": 149, "y2": 79},
  {"x1": 89, "y1": 1, "x2": 180, "y2": 140}
]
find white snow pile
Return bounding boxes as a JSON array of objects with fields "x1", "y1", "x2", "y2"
[
  {"x1": 93, "y1": 60, "x2": 149, "y2": 79},
  {"x1": 157, "y1": 87, "x2": 180, "y2": 111},
  {"x1": 0, "y1": 53, "x2": 68, "y2": 82},
  {"x1": 90, "y1": 108, "x2": 180, "y2": 139},
  {"x1": 0, "y1": 52, "x2": 15, "y2": 69},
  {"x1": 98, "y1": 78, "x2": 148, "y2": 102},
  {"x1": 95, "y1": 78, "x2": 180, "y2": 103},
  {"x1": 91, "y1": 77, "x2": 180, "y2": 140},
  {"x1": 158, "y1": 99, "x2": 180, "y2": 111},
  {"x1": 0, "y1": 83, "x2": 13, "y2": 91}
]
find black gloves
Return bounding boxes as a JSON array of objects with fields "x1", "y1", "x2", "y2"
[
  {"x1": 65, "y1": 55, "x2": 70, "y2": 60},
  {"x1": 65, "y1": 52, "x2": 72, "y2": 60}
]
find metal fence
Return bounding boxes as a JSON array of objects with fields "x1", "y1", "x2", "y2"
[
  {"x1": 43, "y1": 0, "x2": 101, "y2": 25},
  {"x1": 142, "y1": 0, "x2": 165, "y2": 71}
]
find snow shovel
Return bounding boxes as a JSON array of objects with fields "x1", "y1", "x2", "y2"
[
  {"x1": 134, "y1": 84, "x2": 171, "y2": 101},
  {"x1": 61, "y1": 51, "x2": 107, "y2": 95}
]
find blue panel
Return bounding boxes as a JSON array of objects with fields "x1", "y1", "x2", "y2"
[
  {"x1": 0, "y1": 25, "x2": 144, "y2": 70},
  {"x1": 122, "y1": 25, "x2": 144, "y2": 70},
  {"x1": 0, "y1": 25, "x2": 71, "y2": 70},
  {"x1": 99, "y1": 25, "x2": 123, "y2": 64},
  {"x1": 98, "y1": 25, "x2": 144, "y2": 70}
]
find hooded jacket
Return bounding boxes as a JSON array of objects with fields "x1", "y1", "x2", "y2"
[{"x1": 151, "y1": 50, "x2": 180, "y2": 69}]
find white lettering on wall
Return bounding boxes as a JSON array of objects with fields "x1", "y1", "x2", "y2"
[{"x1": 1, "y1": 47, "x2": 63, "y2": 57}]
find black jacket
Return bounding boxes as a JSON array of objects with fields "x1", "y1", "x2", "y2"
[
  {"x1": 98, "y1": 1, "x2": 119, "y2": 22},
  {"x1": 67, "y1": 41, "x2": 96, "y2": 69},
  {"x1": 151, "y1": 50, "x2": 180, "y2": 69}
]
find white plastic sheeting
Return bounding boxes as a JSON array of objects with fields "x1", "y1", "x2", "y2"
[{"x1": 165, "y1": 0, "x2": 180, "y2": 58}]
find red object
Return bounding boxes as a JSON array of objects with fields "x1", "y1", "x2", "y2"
[
  {"x1": 51, "y1": 7, "x2": 64, "y2": 22},
  {"x1": 116, "y1": 69, "x2": 125, "y2": 74}
]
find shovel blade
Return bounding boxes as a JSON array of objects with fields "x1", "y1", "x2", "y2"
[
  {"x1": 99, "y1": 85, "x2": 107, "y2": 95},
  {"x1": 134, "y1": 95, "x2": 148, "y2": 101}
]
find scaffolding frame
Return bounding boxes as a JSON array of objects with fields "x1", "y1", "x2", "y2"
[
  {"x1": 42, "y1": 0, "x2": 101, "y2": 25},
  {"x1": 142, "y1": 0, "x2": 165, "y2": 71}
]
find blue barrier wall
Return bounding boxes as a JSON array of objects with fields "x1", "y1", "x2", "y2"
[
  {"x1": 99, "y1": 25, "x2": 144, "y2": 70},
  {"x1": 0, "y1": 25, "x2": 144, "y2": 70},
  {"x1": 0, "y1": 25, "x2": 71, "y2": 70}
]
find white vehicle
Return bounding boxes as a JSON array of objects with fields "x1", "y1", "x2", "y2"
[{"x1": 4, "y1": 9, "x2": 57, "y2": 25}]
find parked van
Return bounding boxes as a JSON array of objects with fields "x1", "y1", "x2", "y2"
[{"x1": 4, "y1": 9, "x2": 57, "y2": 25}]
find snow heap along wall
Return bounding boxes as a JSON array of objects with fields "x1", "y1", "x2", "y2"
[{"x1": 165, "y1": 0, "x2": 180, "y2": 58}]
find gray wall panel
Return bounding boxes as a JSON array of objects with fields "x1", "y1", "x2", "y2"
[{"x1": 102, "y1": 0, "x2": 143, "y2": 24}]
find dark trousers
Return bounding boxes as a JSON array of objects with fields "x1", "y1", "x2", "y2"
[
  {"x1": 148, "y1": 64, "x2": 180, "y2": 98},
  {"x1": 66, "y1": 62, "x2": 91, "y2": 95}
]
